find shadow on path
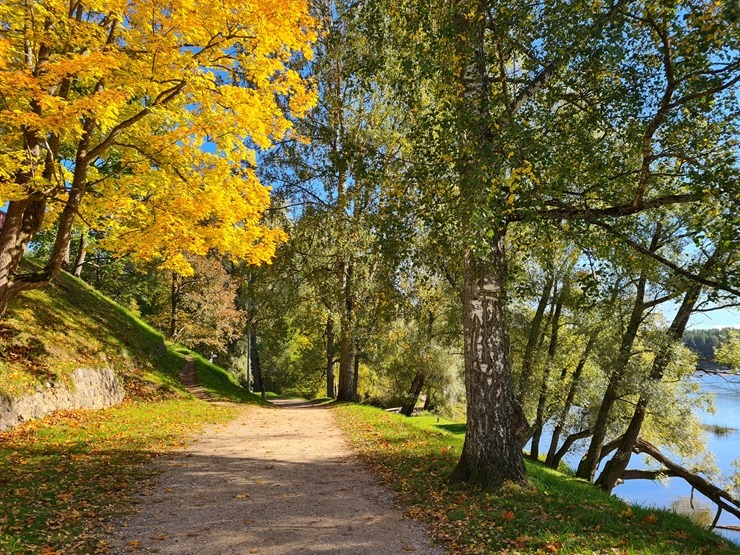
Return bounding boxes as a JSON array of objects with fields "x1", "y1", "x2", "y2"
[
  {"x1": 270, "y1": 398, "x2": 335, "y2": 409},
  {"x1": 105, "y1": 400, "x2": 443, "y2": 555}
]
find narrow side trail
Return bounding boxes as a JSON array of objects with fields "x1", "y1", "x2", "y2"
[{"x1": 105, "y1": 399, "x2": 443, "y2": 555}]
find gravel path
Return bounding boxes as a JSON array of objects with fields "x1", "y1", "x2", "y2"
[{"x1": 105, "y1": 399, "x2": 444, "y2": 555}]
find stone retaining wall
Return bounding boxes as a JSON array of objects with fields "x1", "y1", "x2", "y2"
[{"x1": 0, "y1": 368, "x2": 125, "y2": 432}]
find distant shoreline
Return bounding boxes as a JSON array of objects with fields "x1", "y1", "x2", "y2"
[{"x1": 695, "y1": 361, "x2": 738, "y2": 377}]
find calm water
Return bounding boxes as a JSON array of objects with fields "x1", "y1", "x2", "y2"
[
  {"x1": 534, "y1": 372, "x2": 740, "y2": 545},
  {"x1": 612, "y1": 372, "x2": 740, "y2": 546}
]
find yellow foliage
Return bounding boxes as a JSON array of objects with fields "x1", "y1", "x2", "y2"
[{"x1": 0, "y1": 0, "x2": 316, "y2": 273}]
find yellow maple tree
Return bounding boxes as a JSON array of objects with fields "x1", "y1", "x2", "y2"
[{"x1": 0, "y1": 0, "x2": 316, "y2": 314}]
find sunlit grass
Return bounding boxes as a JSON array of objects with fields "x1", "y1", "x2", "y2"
[
  {"x1": 0, "y1": 399, "x2": 236, "y2": 554},
  {"x1": 335, "y1": 404, "x2": 737, "y2": 554}
]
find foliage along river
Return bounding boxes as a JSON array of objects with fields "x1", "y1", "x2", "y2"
[
  {"x1": 538, "y1": 371, "x2": 740, "y2": 545},
  {"x1": 612, "y1": 371, "x2": 740, "y2": 546}
]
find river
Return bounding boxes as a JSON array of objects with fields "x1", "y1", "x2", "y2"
[
  {"x1": 611, "y1": 372, "x2": 740, "y2": 546},
  {"x1": 532, "y1": 371, "x2": 740, "y2": 545}
]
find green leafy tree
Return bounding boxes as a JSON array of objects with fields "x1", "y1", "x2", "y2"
[{"x1": 364, "y1": 0, "x2": 740, "y2": 488}]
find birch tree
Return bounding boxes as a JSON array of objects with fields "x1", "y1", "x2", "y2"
[{"x1": 366, "y1": 0, "x2": 740, "y2": 488}]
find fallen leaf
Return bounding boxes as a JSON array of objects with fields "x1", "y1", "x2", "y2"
[
  {"x1": 619, "y1": 507, "x2": 634, "y2": 518},
  {"x1": 642, "y1": 513, "x2": 658, "y2": 524},
  {"x1": 235, "y1": 493, "x2": 250, "y2": 499},
  {"x1": 244, "y1": 519, "x2": 255, "y2": 525},
  {"x1": 402, "y1": 545, "x2": 416, "y2": 552},
  {"x1": 673, "y1": 531, "x2": 689, "y2": 539},
  {"x1": 501, "y1": 510, "x2": 515, "y2": 522}
]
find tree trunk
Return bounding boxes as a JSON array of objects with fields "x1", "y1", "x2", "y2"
[
  {"x1": 596, "y1": 280, "x2": 703, "y2": 491},
  {"x1": 0, "y1": 198, "x2": 47, "y2": 315},
  {"x1": 549, "y1": 428, "x2": 592, "y2": 469},
  {"x1": 449, "y1": 236, "x2": 528, "y2": 488},
  {"x1": 517, "y1": 273, "x2": 554, "y2": 402},
  {"x1": 625, "y1": 438, "x2": 740, "y2": 523},
  {"x1": 337, "y1": 324, "x2": 355, "y2": 401},
  {"x1": 337, "y1": 259, "x2": 355, "y2": 401},
  {"x1": 353, "y1": 349, "x2": 360, "y2": 401},
  {"x1": 546, "y1": 330, "x2": 597, "y2": 466},
  {"x1": 576, "y1": 273, "x2": 647, "y2": 481},
  {"x1": 169, "y1": 272, "x2": 179, "y2": 339},
  {"x1": 401, "y1": 371, "x2": 425, "y2": 417},
  {"x1": 530, "y1": 283, "x2": 564, "y2": 461},
  {"x1": 62, "y1": 237, "x2": 71, "y2": 270},
  {"x1": 72, "y1": 230, "x2": 88, "y2": 278},
  {"x1": 249, "y1": 329, "x2": 263, "y2": 393},
  {"x1": 326, "y1": 314, "x2": 336, "y2": 398},
  {"x1": 0, "y1": 109, "x2": 93, "y2": 317},
  {"x1": 423, "y1": 386, "x2": 433, "y2": 410}
]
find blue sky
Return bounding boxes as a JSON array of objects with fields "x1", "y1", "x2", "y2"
[{"x1": 687, "y1": 308, "x2": 740, "y2": 330}]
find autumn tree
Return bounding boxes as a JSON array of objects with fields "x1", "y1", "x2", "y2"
[
  {"x1": 0, "y1": 0, "x2": 316, "y2": 316},
  {"x1": 716, "y1": 331, "x2": 740, "y2": 372}
]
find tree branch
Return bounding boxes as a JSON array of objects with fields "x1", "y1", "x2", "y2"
[
  {"x1": 594, "y1": 221, "x2": 740, "y2": 297},
  {"x1": 84, "y1": 80, "x2": 186, "y2": 163}
]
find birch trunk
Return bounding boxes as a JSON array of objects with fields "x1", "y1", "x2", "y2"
[
  {"x1": 450, "y1": 235, "x2": 527, "y2": 488},
  {"x1": 326, "y1": 314, "x2": 336, "y2": 398},
  {"x1": 337, "y1": 258, "x2": 355, "y2": 401}
]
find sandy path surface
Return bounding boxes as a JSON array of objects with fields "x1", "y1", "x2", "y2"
[{"x1": 105, "y1": 399, "x2": 443, "y2": 555}]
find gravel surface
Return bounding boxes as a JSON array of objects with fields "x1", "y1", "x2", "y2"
[{"x1": 105, "y1": 399, "x2": 444, "y2": 555}]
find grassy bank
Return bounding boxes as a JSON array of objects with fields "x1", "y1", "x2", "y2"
[
  {"x1": 0, "y1": 266, "x2": 265, "y2": 404},
  {"x1": 335, "y1": 404, "x2": 737, "y2": 555}
]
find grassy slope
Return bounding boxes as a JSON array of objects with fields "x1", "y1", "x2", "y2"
[
  {"x1": 335, "y1": 405, "x2": 739, "y2": 555},
  {"x1": 0, "y1": 269, "x2": 264, "y2": 554},
  {"x1": 0, "y1": 267, "x2": 261, "y2": 403}
]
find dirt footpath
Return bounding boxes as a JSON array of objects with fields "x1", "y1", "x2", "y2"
[{"x1": 105, "y1": 399, "x2": 443, "y2": 555}]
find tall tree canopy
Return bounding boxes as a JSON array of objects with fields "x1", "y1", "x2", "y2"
[
  {"x1": 0, "y1": 0, "x2": 317, "y2": 315},
  {"x1": 362, "y1": 0, "x2": 740, "y2": 488}
]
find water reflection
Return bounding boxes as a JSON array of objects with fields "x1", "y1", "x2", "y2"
[{"x1": 670, "y1": 498, "x2": 714, "y2": 528}]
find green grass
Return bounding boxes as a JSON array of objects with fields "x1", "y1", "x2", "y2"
[
  {"x1": 0, "y1": 267, "x2": 263, "y2": 404},
  {"x1": 335, "y1": 404, "x2": 739, "y2": 555}
]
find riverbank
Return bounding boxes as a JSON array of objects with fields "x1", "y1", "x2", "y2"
[{"x1": 336, "y1": 404, "x2": 737, "y2": 554}]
